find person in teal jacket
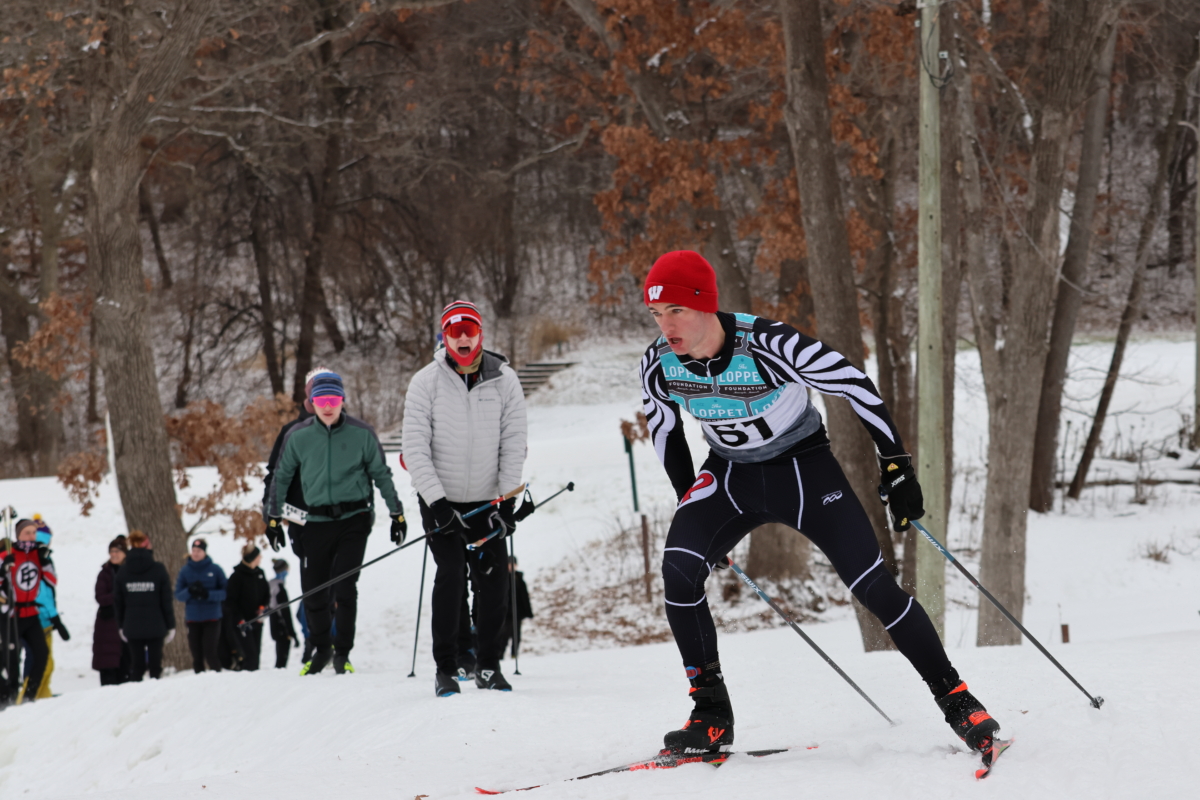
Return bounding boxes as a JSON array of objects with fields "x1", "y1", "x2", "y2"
[
  {"x1": 267, "y1": 371, "x2": 405, "y2": 675},
  {"x1": 31, "y1": 518, "x2": 68, "y2": 699}
]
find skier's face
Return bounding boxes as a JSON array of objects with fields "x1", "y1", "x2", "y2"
[
  {"x1": 17, "y1": 525, "x2": 37, "y2": 543},
  {"x1": 445, "y1": 329, "x2": 482, "y2": 361},
  {"x1": 648, "y1": 303, "x2": 711, "y2": 356},
  {"x1": 190, "y1": 545, "x2": 206, "y2": 562}
]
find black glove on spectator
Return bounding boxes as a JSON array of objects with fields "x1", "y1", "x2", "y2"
[
  {"x1": 189, "y1": 581, "x2": 209, "y2": 600},
  {"x1": 430, "y1": 498, "x2": 468, "y2": 536},
  {"x1": 878, "y1": 454, "x2": 925, "y2": 533},
  {"x1": 498, "y1": 497, "x2": 517, "y2": 535},
  {"x1": 266, "y1": 517, "x2": 286, "y2": 551},
  {"x1": 390, "y1": 511, "x2": 408, "y2": 545},
  {"x1": 50, "y1": 615, "x2": 70, "y2": 641}
]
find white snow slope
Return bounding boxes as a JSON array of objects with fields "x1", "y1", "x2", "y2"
[{"x1": 1, "y1": 336, "x2": 1199, "y2": 799}]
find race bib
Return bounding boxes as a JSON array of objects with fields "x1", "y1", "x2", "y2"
[{"x1": 282, "y1": 503, "x2": 308, "y2": 526}]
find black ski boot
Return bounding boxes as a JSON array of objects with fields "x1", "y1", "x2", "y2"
[
  {"x1": 435, "y1": 671, "x2": 461, "y2": 697},
  {"x1": 928, "y1": 668, "x2": 1000, "y2": 753},
  {"x1": 662, "y1": 664, "x2": 735, "y2": 755},
  {"x1": 475, "y1": 664, "x2": 512, "y2": 691},
  {"x1": 332, "y1": 650, "x2": 355, "y2": 674},
  {"x1": 456, "y1": 651, "x2": 476, "y2": 682},
  {"x1": 300, "y1": 645, "x2": 332, "y2": 676}
]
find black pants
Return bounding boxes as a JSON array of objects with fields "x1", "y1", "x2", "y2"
[
  {"x1": 128, "y1": 637, "x2": 164, "y2": 681},
  {"x1": 663, "y1": 446, "x2": 951, "y2": 683},
  {"x1": 187, "y1": 620, "x2": 223, "y2": 673},
  {"x1": 498, "y1": 617, "x2": 522, "y2": 659},
  {"x1": 299, "y1": 512, "x2": 371, "y2": 654},
  {"x1": 16, "y1": 617, "x2": 49, "y2": 699},
  {"x1": 420, "y1": 498, "x2": 510, "y2": 674},
  {"x1": 238, "y1": 623, "x2": 263, "y2": 671},
  {"x1": 274, "y1": 637, "x2": 292, "y2": 669}
]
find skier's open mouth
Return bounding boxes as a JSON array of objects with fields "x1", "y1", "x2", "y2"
[
  {"x1": 457, "y1": 346, "x2": 472, "y2": 356},
  {"x1": 668, "y1": 337, "x2": 683, "y2": 348}
]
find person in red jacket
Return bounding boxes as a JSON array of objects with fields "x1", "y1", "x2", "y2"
[{"x1": 1, "y1": 519, "x2": 55, "y2": 703}]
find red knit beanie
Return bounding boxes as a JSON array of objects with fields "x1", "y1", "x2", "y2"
[{"x1": 643, "y1": 251, "x2": 719, "y2": 313}]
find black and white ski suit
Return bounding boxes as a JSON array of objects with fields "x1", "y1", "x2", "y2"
[{"x1": 640, "y1": 312, "x2": 950, "y2": 682}]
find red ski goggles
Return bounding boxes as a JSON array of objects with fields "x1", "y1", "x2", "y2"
[
  {"x1": 312, "y1": 395, "x2": 343, "y2": 410},
  {"x1": 443, "y1": 319, "x2": 481, "y2": 339}
]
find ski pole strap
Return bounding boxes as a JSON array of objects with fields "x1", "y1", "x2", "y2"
[{"x1": 910, "y1": 521, "x2": 1104, "y2": 709}]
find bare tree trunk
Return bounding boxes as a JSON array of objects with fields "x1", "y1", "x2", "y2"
[
  {"x1": 956, "y1": 1, "x2": 1118, "y2": 647},
  {"x1": 1070, "y1": 72, "x2": 1189, "y2": 498},
  {"x1": 1029, "y1": 27, "x2": 1117, "y2": 512},
  {"x1": 248, "y1": 178, "x2": 285, "y2": 397},
  {"x1": 292, "y1": 133, "x2": 341, "y2": 404},
  {"x1": 138, "y1": 181, "x2": 173, "y2": 289},
  {"x1": 779, "y1": 0, "x2": 897, "y2": 652},
  {"x1": 87, "y1": 0, "x2": 211, "y2": 671}
]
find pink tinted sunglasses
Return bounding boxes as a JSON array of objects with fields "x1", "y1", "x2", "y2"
[{"x1": 312, "y1": 395, "x2": 343, "y2": 410}]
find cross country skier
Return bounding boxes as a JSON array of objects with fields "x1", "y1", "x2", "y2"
[
  {"x1": 402, "y1": 300, "x2": 532, "y2": 696},
  {"x1": 267, "y1": 370, "x2": 406, "y2": 675},
  {"x1": 638, "y1": 251, "x2": 1001, "y2": 757}
]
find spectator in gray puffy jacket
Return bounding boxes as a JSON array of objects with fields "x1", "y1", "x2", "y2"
[{"x1": 401, "y1": 299, "x2": 531, "y2": 696}]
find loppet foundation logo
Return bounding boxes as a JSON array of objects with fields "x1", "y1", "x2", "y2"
[
  {"x1": 678, "y1": 470, "x2": 717, "y2": 508},
  {"x1": 648, "y1": 285, "x2": 664, "y2": 301}
]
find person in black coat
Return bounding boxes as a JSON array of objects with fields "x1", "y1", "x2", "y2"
[
  {"x1": 114, "y1": 531, "x2": 176, "y2": 681},
  {"x1": 497, "y1": 556, "x2": 533, "y2": 660},
  {"x1": 223, "y1": 543, "x2": 271, "y2": 671},
  {"x1": 93, "y1": 535, "x2": 130, "y2": 686}
]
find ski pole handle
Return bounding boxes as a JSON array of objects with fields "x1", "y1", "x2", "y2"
[{"x1": 465, "y1": 481, "x2": 574, "y2": 550}]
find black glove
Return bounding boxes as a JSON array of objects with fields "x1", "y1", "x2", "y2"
[
  {"x1": 513, "y1": 489, "x2": 536, "y2": 522},
  {"x1": 878, "y1": 454, "x2": 925, "y2": 532},
  {"x1": 266, "y1": 516, "x2": 286, "y2": 551},
  {"x1": 188, "y1": 581, "x2": 209, "y2": 600},
  {"x1": 390, "y1": 511, "x2": 408, "y2": 545},
  {"x1": 50, "y1": 615, "x2": 70, "y2": 641},
  {"x1": 498, "y1": 498, "x2": 517, "y2": 534},
  {"x1": 429, "y1": 499, "x2": 468, "y2": 536}
]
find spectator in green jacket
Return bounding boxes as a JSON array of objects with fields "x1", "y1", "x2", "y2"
[{"x1": 267, "y1": 371, "x2": 405, "y2": 675}]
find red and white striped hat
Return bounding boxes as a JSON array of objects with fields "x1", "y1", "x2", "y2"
[{"x1": 440, "y1": 300, "x2": 482, "y2": 330}]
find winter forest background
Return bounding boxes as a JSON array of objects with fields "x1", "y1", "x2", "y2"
[{"x1": 2, "y1": 0, "x2": 1199, "y2": 667}]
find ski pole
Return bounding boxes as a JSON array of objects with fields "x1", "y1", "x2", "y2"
[
  {"x1": 407, "y1": 537, "x2": 430, "y2": 678},
  {"x1": 241, "y1": 484, "x2": 527, "y2": 629},
  {"x1": 508, "y1": 535, "x2": 520, "y2": 676},
  {"x1": 728, "y1": 560, "x2": 895, "y2": 726},
  {"x1": 467, "y1": 482, "x2": 574, "y2": 550},
  {"x1": 910, "y1": 520, "x2": 1104, "y2": 709}
]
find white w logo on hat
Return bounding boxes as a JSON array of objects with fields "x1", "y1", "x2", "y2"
[{"x1": 648, "y1": 285, "x2": 664, "y2": 301}]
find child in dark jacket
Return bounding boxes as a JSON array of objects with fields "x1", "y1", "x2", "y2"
[
  {"x1": 174, "y1": 537, "x2": 228, "y2": 673},
  {"x1": 268, "y1": 559, "x2": 299, "y2": 669},
  {"x1": 2, "y1": 519, "x2": 55, "y2": 702},
  {"x1": 223, "y1": 544, "x2": 270, "y2": 671},
  {"x1": 93, "y1": 535, "x2": 130, "y2": 685},
  {"x1": 114, "y1": 530, "x2": 176, "y2": 681}
]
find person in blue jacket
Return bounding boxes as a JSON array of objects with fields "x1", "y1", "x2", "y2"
[
  {"x1": 31, "y1": 517, "x2": 69, "y2": 699},
  {"x1": 174, "y1": 537, "x2": 227, "y2": 673}
]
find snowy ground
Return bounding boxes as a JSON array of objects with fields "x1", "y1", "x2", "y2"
[{"x1": 1, "y1": 335, "x2": 1199, "y2": 798}]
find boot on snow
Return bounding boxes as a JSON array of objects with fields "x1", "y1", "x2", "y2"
[
  {"x1": 332, "y1": 650, "x2": 355, "y2": 674},
  {"x1": 456, "y1": 651, "x2": 477, "y2": 682},
  {"x1": 300, "y1": 645, "x2": 333, "y2": 676},
  {"x1": 475, "y1": 664, "x2": 512, "y2": 691},
  {"x1": 662, "y1": 664, "x2": 735, "y2": 755},
  {"x1": 435, "y1": 671, "x2": 461, "y2": 697},
  {"x1": 928, "y1": 668, "x2": 1000, "y2": 753}
]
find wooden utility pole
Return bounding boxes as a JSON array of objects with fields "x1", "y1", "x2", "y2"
[{"x1": 916, "y1": 1, "x2": 946, "y2": 639}]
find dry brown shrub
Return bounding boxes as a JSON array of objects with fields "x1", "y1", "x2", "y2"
[
  {"x1": 56, "y1": 447, "x2": 107, "y2": 516},
  {"x1": 11, "y1": 293, "x2": 91, "y2": 381},
  {"x1": 528, "y1": 317, "x2": 584, "y2": 361},
  {"x1": 165, "y1": 394, "x2": 295, "y2": 540}
]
